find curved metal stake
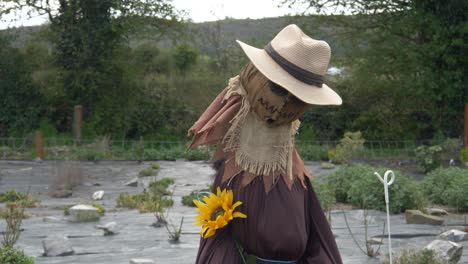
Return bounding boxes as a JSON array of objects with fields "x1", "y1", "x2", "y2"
[{"x1": 374, "y1": 170, "x2": 395, "y2": 264}]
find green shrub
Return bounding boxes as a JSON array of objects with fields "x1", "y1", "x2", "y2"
[
  {"x1": 382, "y1": 248, "x2": 448, "y2": 264},
  {"x1": 296, "y1": 144, "x2": 329, "y2": 161},
  {"x1": 320, "y1": 162, "x2": 336, "y2": 169},
  {"x1": 460, "y1": 147, "x2": 468, "y2": 162},
  {"x1": 326, "y1": 165, "x2": 426, "y2": 213},
  {"x1": 0, "y1": 191, "x2": 39, "y2": 208},
  {"x1": 184, "y1": 145, "x2": 212, "y2": 161},
  {"x1": 327, "y1": 131, "x2": 365, "y2": 163},
  {"x1": 150, "y1": 163, "x2": 160, "y2": 170},
  {"x1": 0, "y1": 246, "x2": 34, "y2": 264},
  {"x1": 328, "y1": 146, "x2": 346, "y2": 164},
  {"x1": 311, "y1": 180, "x2": 336, "y2": 213},
  {"x1": 440, "y1": 138, "x2": 462, "y2": 160},
  {"x1": 422, "y1": 167, "x2": 468, "y2": 212},
  {"x1": 117, "y1": 178, "x2": 174, "y2": 213},
  {"x1": 138, "y1": 168, "x2": 156, "y2": 177},
  {"x1": 414, "y1": 145, "x2": 442, "y2": 173}
]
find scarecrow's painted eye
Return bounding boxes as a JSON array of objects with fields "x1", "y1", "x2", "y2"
[{"x1": 269, "y1": 81, "x2": 289, "y2": 97}]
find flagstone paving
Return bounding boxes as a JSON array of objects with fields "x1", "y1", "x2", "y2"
[{"x1": 0, "y1": 160, "x2": 466, "y2": 264}]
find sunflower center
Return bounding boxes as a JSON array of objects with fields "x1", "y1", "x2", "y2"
[{"x1": 210, "y1": 207, "x2": 225, "y2": 221}]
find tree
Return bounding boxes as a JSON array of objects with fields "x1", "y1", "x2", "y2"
[
  {"x1": 0, "y1": 0, "x2": 182, "y2": 136},
  {"x1": 0, "y1": 33, "x2": 43, "y2": 136},
  {"x1": 281, "y1": 0, "x2": 468, "y2": 140}
]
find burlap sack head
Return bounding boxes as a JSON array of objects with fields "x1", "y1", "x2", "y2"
[{"x1": 239, "y1": 62, "x2": 308, "y2": 127}]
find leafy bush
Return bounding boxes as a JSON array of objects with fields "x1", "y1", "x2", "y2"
[
  {"x1": 117, "y1": 178, "x2": 174, "y2": 213},
  {"x1": 0, "y1": 191, "x2": 39, "y2": 208},
  {"x1": 138, "y1": 168, "x2": 156, "y2": 177},
  {"x1": 328, "y1": 131, "x2": 365, "y2": 163},
  {"x1": 150, "y1": 163, "x2": 160, "y2": 169},
  {"x1": 325, "y1": 165, "x2": 426, "y2": 213},
  {"x1": 184, "y1": 145, "x2": 212, "y2": 161},
  {"x1": 414, "y1": 145, "x2": 442, "y2": 173},
  {"x1": 296, "y1": 144, "x2": 329, "y2": 161},
  {"x1": 440, "y1": 138, "x2": 462, "y2": 160},
  {"x1": 328, "y1": 146, "x2": 346, "y2": 164},
  {"x1": 382, "y1": 248, "x2": 448, "y2": 264},
  {"x1": 460, "y1": 147, "x2": 468, "y2": 162},
  {"x1": 311, "y1": 180, "x2": 336, "y2": 213},
  {"x1": 422, "y1": 167, "x2": 468, "y2": 212},
  {"x1": 0, "y1": 246, "x2": 34, "y2": 264}
]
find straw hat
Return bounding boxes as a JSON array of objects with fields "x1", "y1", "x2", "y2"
[{"x1": 236, "y1": 24, "x2": 342, "y2": 105}]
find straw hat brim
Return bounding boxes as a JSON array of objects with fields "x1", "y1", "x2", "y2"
[{"x1": 237, "y1": 40, "x2": 342, "y2": 105}]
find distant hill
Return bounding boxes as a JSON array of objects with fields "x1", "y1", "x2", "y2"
[{"x1": 3, "y1": 15, "x2": 348, "y2": 57}]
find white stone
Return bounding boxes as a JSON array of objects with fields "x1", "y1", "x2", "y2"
[
  {"x1": 129, "y1": 259, "x2": 155, "y2": 264},
  {"x1": 96, "y1": 221, "x2": 119, "y2": 236},
  {"x1": 439, "y1": 230, "x2": 468, "y2": 242},
  {"x1": 42, "y1": 236, "x2": 74, "y2": 257},
  {"x1": 424, "y1": 239, "x2": 463, "y2": 263},
  {"x1": 92, "y1": 190, "x2": 105, "y2": 200},
  {"x1": 68, "y1": 204, "x2": 100, "y2": 222}
]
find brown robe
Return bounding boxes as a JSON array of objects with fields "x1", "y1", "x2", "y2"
[{"x1": 188, "y1": 88, "x2": 343, "y2": 264}]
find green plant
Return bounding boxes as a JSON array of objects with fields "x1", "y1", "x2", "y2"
[
  {"x1": 296, "y1": 144, "x2": 329, "y2": 161},
  {"x1": 2, "y1": 202, "x2": 26, "y2": 248},
  {"x1": 382, "y1": 248, "x2": 448, "y2": 264},
  {"x1": 414, "y1": 145, "x2": 442, "y2": 173},
  {"x1": 117, "y1": 178, "x2": 174, "y2": 213},
  {"x1": 0, "y1": 190, "x2": 39, "y2": 208},
  {"x1": 184, "y1": 145, "x2": 212, "y2": 161},
  {"x1": 165, "y1": 217, "x2": 184, "y2": 243},
  {"x1": 328, "y1": 131, "x2": 365, "y2": 164},
  {"x1": 320, "y1": 162, "x2": 336, "y2": 169},
  {"x1": 326, "y1": 165, "x2": 426, "y2": 213},
  {"x1": 150, "y1": 163, "x2": 161, "y2": 170},
  {"x1": 311, "y1": 180, "x2": 336, "y2": 218},
  {"x1": 460, "y1": 147, "x2": 468, "y2": 162},
  {"x1": 138, "y1": 168, "x2": 156, "y2": 177},
  {"x1": 0, "y1": 246, "x2": 34, "y2": 264},
  {"x1": 422, "y1": 167, "x2": 468, "y2": 212}
]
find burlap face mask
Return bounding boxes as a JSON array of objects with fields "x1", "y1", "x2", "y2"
[{"x1": 240, "y1": 62, "x2": 308, "y2": 127}]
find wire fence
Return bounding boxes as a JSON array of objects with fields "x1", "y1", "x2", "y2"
[{"x1": 0, "y1": 137, "x2": 463, "y2": 162}]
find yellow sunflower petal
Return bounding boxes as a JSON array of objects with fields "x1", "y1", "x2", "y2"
[
  {"x1": 233, "y1": 211, "x2": 247, "y2": 218},
  {"x1": 203, "y1": 228, "x2": 216, "y2": 238}
]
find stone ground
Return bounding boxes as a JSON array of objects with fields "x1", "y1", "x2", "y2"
[{"x1": 0, "y1": 160, "x2": 466, "y2": 264}]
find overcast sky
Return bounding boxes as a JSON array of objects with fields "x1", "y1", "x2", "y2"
[{"x1": 0, "y1": 0, "x2": 307, "y2": 29}]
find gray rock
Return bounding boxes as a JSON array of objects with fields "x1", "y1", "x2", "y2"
[
  {"x1": 439, "y1": 230, "x2": 468, "y2": 242},
  {"x1": 424, "y1": 239, "x2": 463, "y2": 263},
  {"x1": 42, "y1": 236, "x2": 74, "y2": 257},
  {"x1": 129, "y1": 259, "x2": 155, "y2": 264},
  {"x1": 96, "y1": 221, "x2": 119, "y2": 236},
  {"x1": 405, "y1": 210, "x2": 444, "y2": 225},
  {"x1": 124, "y1": 177, "x2": 138, "y2": 187},
  {"x1": 68, "y1": 204, "x2": 100, "y2": 222},
  {"x1": 426, "y1": 208, "x2": 449, "y2": 216},
  {"x1": 50, "y1": 189, "x2": 73, "y2": 198},
  {"x1": 92, "y1": 190, "x2": 105, "y2": 200}
]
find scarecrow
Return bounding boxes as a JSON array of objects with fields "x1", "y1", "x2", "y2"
[{"x1": 188, "y1": 24, "x2": 343, "y2": 264}]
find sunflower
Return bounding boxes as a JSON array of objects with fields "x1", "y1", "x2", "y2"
[{"x1": 193, "y1": 187, "x2": 247, "y2": 238}]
